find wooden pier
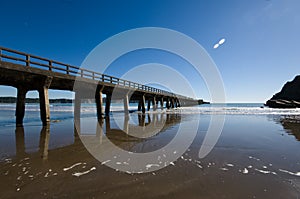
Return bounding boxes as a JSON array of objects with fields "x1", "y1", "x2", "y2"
[{"x1": 0, "y1": 47, "x2": 200, "y2": 126}]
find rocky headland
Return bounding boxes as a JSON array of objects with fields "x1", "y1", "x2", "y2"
[{"x1": 266, "y1": 75, "x2": 300, "y2": 108}]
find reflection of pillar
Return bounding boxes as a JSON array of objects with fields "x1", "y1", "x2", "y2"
[
  {"x1": 74, "y1": 92, "x2": 81, "y2": 134},
  {"x1": 95, "y1": 87, "x2": 104, "y2": 119},
  {"x1": 105, "y1": 116, "x2": 111, "y2": 133},
  {"x1": 39, "y1": 125, "x2": 50, "y2": 160},
  {"x1": 105, "y1": 93, "x2": 112, "y2": 116},
  {"x1": 15, "y1": 127, "x2": 25, "y2": 157},
  {"x1": 96, "y1": 118, "x2": 104, "y2": 144},
  {"x1": 147, "y1": 114, "x2": 151, "y2": 125},
  {"x1": 123, "y1": 114, "x2": 129, "y2": 134},
  {"x1": 124, "y1": 94, "x2": 129, "y2": 114},
  {"x1": 16, "y1": 87, "x2": 27, "y2": 127},
  {"x1": 138, "y1": 114, "x2": 146, "y2": 126},
  {"x1": 153, "y1": 113, "x2": 158, "y2": 126}
]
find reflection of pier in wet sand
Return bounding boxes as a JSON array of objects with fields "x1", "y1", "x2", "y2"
[{"x1": 12, "y1": 113, "x2": 182, "y2": 159}]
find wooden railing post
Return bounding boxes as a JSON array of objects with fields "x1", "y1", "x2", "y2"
[
  {"x1": 26, "y1": 55, "x2": 30, "y2": 67},
  {"x1": 80, "y1": 69, "x2": 83, "y2": 77},
  {"x1": 66, "y1": 65, "x2": 70, "y2": 75},
  {"x1": 49, "y1": 60, "x2": 52, "y2": 71},
  {"x1": 102, "y1": 74, "x2": 104, "y2": 81},
  {"x1": 0, "y1": 49, "x2": 2, "y2": 61}
]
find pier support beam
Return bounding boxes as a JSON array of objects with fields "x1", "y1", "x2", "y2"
[
  {"x1": 176, "y1": 99, "x2": 181, "y2": 107},
  {"x1": 160, "y1": 98, "x2": 164, "y2": 110},
  {"x1": 141, "y1": 95, "x2": 146, "y2": 113},
  {"x1": 138, "y1": 95, "x2": 146, "y2": 113},
  {"x1": 147, "y1": 99, "x2": 151, "y2": 111},
  {"x1": 105, "y1": 93, "x2": 112, "y2": 116},
  {"x1": 39, "y1": 88, "x2": 50, "y2": 126},
  {"x1": 95, "y1": 87, "x2": 104, "y2": 119},
  {"x1": 74, "y1": 92, "x2": 81, "y2": 134},
  {"x1": 39, "y1": 76, "x2": 52, "y2": 126},
  {"x1": 16, "y1": 87, "x2": 28, "y2": 127},
  {"x1": 166, "y1": 98, "x2": 170, "y2": 109},
  {"x1": 138, "y1": 101, "x2": 142, "y2": 111},
  {"x1": 170, "y1": 98, "x2": 175, "y2": 108}
]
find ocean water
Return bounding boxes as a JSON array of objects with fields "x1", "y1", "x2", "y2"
[
  {"x1": 0, "y1": 103, "x2": 300, "y2": 198},
  {"x1": 1, "y1": 103, "x2": 300, "y2": 127}
]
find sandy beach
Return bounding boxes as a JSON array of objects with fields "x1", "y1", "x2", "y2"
[{"x1": 1, "y1": 105, "x2": 300, "y2": 199}]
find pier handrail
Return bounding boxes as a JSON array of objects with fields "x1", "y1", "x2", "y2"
[{"x1": 0, "y1": 46, "x2": 194, "y2": 100}]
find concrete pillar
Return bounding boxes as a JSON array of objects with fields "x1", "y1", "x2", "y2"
[
  {"x1": 74, "y1": 92, "x2": 81, "y2": 133},
  {"x1": 160, "y1": 98, "x2": 164, "y2": 110},
  {"x1": 153, "y1": 96, "x2": 157, "y2": 111},
  {"x1": 171, "y1": 98, "x2": 175, "y2": 108},
  {"x1": 105, "y1": 93, "x2": 112, "y2": 116},
  {"x1": 147, "y1": 99, "x2": 151, "y2": 111},
  {"x1": 95, "y1": 88, "x2": 104, "y2": 119},
  {"x1": 16, "y1": 87, "x2": 27, "y2": 127},
  {"x1": 166, "y1": 98, "x2": 170, "y2": 109},
  {"x1": 141, "y1": 95, "x2": 146, "y2": 113},
  {"x1": 177, "y1": 99, "x2": 181, "y2": 107},
  {"x1": 39, "y1": 87, "x2": 50, "y2": 126},
  {"x1": 124, "y1": 94, "x2": 129, "y2": 114},
  {"x1": 138, "y1": 101, "x2": 142, "y2": 111},
  {"x1": 39, "y1": 76, "x2": 52, "y2": 126},
  {"x1": 39, "y1": 125, "x2": 50, "y2": 160}
]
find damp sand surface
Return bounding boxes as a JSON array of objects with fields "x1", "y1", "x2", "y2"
[{"x1": 0, "y1": 111, "x2": 300, "y2": 198}]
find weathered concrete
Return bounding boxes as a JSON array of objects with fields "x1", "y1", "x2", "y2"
[{"x1": 95, "y1": 87, "x2": 104, "y2": 119}]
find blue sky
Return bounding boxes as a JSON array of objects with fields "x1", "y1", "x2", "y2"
[{"x1": 0, "y1": 0, "x2": 300, "y2": 102}]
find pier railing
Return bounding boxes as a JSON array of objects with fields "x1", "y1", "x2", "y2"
[{"x1": 0, "y1": 46, "x2": 193, "y2": 100}]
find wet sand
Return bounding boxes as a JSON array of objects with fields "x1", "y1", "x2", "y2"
[{"x1": 0, "y1": 113, "x2": 300, "y2": 198}]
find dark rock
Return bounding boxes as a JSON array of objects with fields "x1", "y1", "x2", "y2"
[{"x1": 266, "y1": 75, "x2": 300, "y2": 108}]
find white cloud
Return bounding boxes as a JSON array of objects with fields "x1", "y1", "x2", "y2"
[
  {"x1": 213, "y1": 38, "x2": 226, "y2": 49},
  {"x1": 213, "y1": 43, "x2": 219, "y2": 49},
  {"x1": 218, "y1": 38, "x2": 226, "y2": 45}
]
